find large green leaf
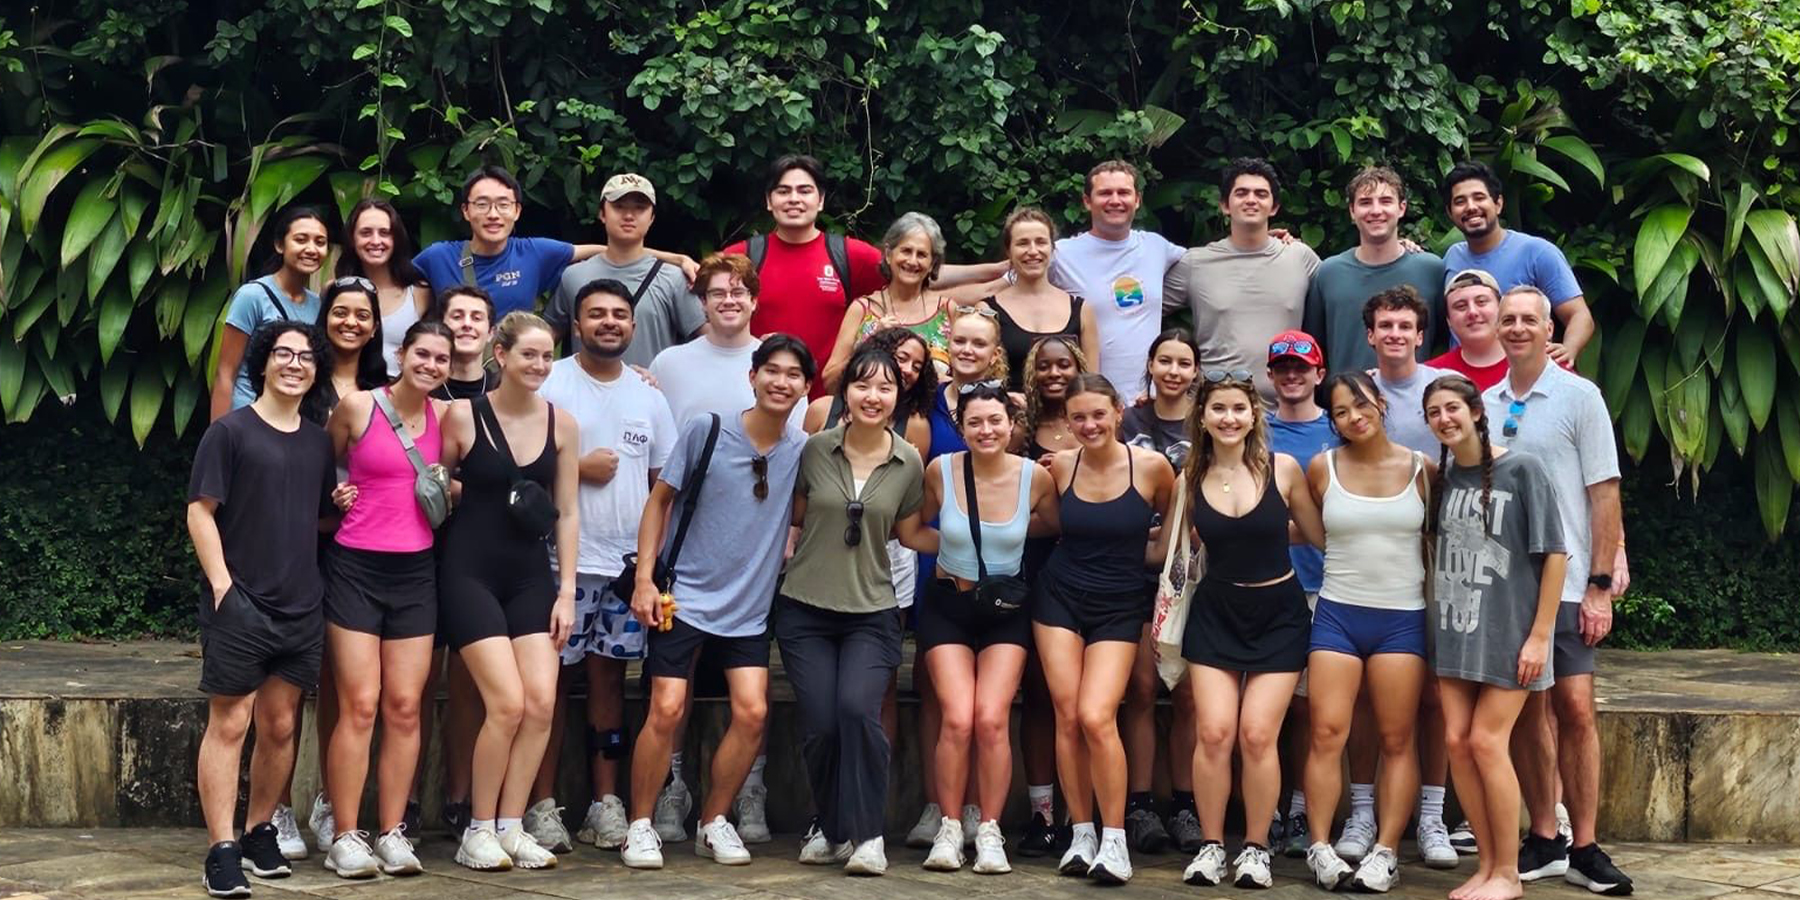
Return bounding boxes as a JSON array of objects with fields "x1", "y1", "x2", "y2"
[
  {"x1": 1745, "y1": 209, "x2": 1800, "y2": 295},
  {"x1": 0, "y1": 339, "x2": 23, "y2": 415},
  {"x1": 97, "y1": 285, "x2": 135, "y2": 364},
  {"x1": 153, "y1": 279, "x2": 191, "y2": 339},
  {"x1": 17, "y1": 138, "x2": 103, "y2": 237},
  {"x1": 126, "y1": 239, "x2": 156, "y2": 299},
  {"x1": 247, "y1": 155, "x2": 331, "y2": 224},
  {"x1": 1754, "y1": 434, "x2": 1794, "y2": 541},
  {"x1": 1780, "y1": 390, "x2": 1800, "y2": 483},
  {"x1": 182, "y1": 273, "x2": 232, "y2": 366},
  {"x1": 1633, "y1": 204, "x2": 1693, "y2": 301},
  {"x1": 1645, "y1": 237, "x2": 1701, "y2": 327},
  {"x1": 6, "y1": 364, "x2": 44, "y2": 424},
  {"x1": 1641, "y1": 342, "x2": 1670, "y2": 438},
  {"x1": 1719, "y1": 363, "x2": 1751, "y2": 455},
  {"x1": 1636, "y1": 152, "x2": 1712, "y2": 184},
  {"x1": 0, "y1": 136, "x2": 37, "y2": 202},
  {"x1": 1737, "y1": 266, "x2": 1766, "y2": 320},
  {"x1": 1540, "y1": 135, "x2": 1604, "y2": 187},
  {"x1": 1666, "y1": 362, "x2": 1710, "y2": 461},
  {"x1": 1744, "y1": 240, "x2": 1792, "y2": 323},
  {"x1": 329, "y1": 171, "x2": 371, "y2": 226},
  {"x1": 98, "y1": 357, "x2": 129, "y2": 423},
  {"x1": 1738, "y1": 323, "x2": 1778, "y2": 429},
  {"x1": 129, "y1": 355, "x2": 168, "y2": 447},
  {"x1": 1506, "y1": 151, "x2": 1571, "y2": 192},
  {"x1": 58, "y1": 178, "x2": 117, "y2": 269},
  {"x1": 85, "y1": 215, "x2": 130, "y2": 301},
  {"x1": 1724, "y1": 182, "x2": 1757, "y2": 261},
  {"x1": 11, "y1": 282, "x2": 57, "y2": 339},
  {"x1": 1621, "y1": 378, "x2": 1653, "y2": 463},
  {"x1": 1601, "y1": 315, "x2": 1648, "y2": 412},
  {"x1": 170, "y1": 376, "x2": 203, "y2": 438},
  {"x1": 118, "y1": 181, "x2": 151, "y2": 238}
]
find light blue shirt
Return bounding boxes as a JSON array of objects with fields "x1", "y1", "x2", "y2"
[
  {"x1": 225, "y1": 275, "x2": 320, "y2": 409},
  {"x1": 1443, "y1": 230, "x2": 1583, "y2": 305},
  {"x1": 1267, "y1": 412, "x2": 1340, "y2": 593}
]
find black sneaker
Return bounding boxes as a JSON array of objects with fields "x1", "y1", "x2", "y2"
[
  {"x1": 1017, "y1": 813, "x2": 1056, "y2": 858},
  {"x1": 441, "y1": 799, "x2": 471, "y2": 838},
  {"x1": 238, "y1": 823, "x2": 292, "y2": 878},
  {"x1": 1124, "y1": 807, "x2": 1170, "y2": 853},
  {"x1": 1568, "y1": 843, "x2": 1634, "y2": 895},
  {"x1": 1519, "y1": 832, "x2": 1569, "y2": 881},
  {"x1": 203, "y1": 842, "x2": 253, "y2": 898},
  {"x1": 402, "y1": 800, "x2": 423, "y2": 847}
]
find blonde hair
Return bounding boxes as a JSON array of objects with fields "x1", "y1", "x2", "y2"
[
  {"x1": 493, "y1": 310, "x2": 553, "y2": 352},
  {"x1": 951, "y1": 306, "x2": 1009, "y2": 384}
]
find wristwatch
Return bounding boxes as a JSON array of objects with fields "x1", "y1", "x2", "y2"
[{"x1": 1587, "y1": 573, "x2": 1613, "y2": 591}]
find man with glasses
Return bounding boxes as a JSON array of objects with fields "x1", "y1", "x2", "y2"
[
  {"x1": 188, "y1": 322, "x2": 338, "y2": 898},
  {"x1": 619, "y1": 334, "x2": 815, "y2": 869},
  {"x1": 527, "y1": 278, "x2": 677, "y2": 853},
  {"x1": 1482, "y1": 286, "x2": 1632, "y2": 896},
  {"x1": 649, "y1": 254, "x2": 806, "y2": 430}
]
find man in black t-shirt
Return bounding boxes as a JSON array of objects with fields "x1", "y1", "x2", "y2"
[
  {"x1": 432, "y1": 285, "x2": 501, "y2": 401},
  {"x1": 188, "y1": 321, "x2": 337, "y2": 898}
]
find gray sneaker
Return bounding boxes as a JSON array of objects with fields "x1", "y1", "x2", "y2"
[
  {"x1": 653, "y1": 779, "x2": 693, "y2": 842},
  {"x1": 524, "y1": 797, "x2": 573, "y2": 853},
  {"x1": 1124, "y1": 807, "x2": 1170, "y2": 853},
  {"x1": 1167, "y1": 808, "x2": 1204, "y2": 853}
]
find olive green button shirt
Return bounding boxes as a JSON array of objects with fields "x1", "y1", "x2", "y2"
[{"x1": 784, "y1": 425, "x2": 925, "y2": 614}]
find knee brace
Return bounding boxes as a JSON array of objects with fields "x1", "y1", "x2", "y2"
[{"x1": 587, "y1": 726, "x2": 625, "y2": 760}]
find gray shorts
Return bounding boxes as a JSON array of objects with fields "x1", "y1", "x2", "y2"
[{"x1": 1552, "y1": 603, "x2": 1597, "y2": 678}]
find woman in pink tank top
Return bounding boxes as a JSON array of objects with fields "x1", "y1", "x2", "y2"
[{"x1": 317, "y1": 319, "x2": 453, "y2": 877}]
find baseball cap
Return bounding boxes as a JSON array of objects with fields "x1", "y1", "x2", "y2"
[
  {"x1": 1446, "y1": 268, "x2": 1500, "y2": 295},
  {"x1": 601, "y1": 173, "x2": 656, "y2": 205},
  {"x1": 1267, "y1": 329, "x2": 1324, "y2": 368}
]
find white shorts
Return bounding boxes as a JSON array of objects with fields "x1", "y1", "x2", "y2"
[{"x1": 559, "y1": 573, "x2": 647, "y2": 666}]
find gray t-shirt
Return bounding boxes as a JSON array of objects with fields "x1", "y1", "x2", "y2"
[
  {"x1": 1164, "y1": 237, "x2": 1320, "y2": 403},
  {"x1": 656, "y1": 413, "x2": 807, "y2": 637},
  {"x1": 1433, "y1": 451, "x2": 1565, "y2": 690},
  {"x1": 1376, "y1": 364, "x2": 1450, "y2": 455},
  {"x1": 1303, "y1": 248, "x2": 1447, "y2": 374},
  {"x1": 546, "y1": 254, "x2": 702, "y2": 368}
]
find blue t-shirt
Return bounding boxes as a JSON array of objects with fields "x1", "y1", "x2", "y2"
[
  {"x1": 1267, "y1": 412, "x2": 1340, "y2": 592},
  {"x1": 415, "y1": 236, "x2": 576, "y2": 318},
  {"x1": 1442, "y1": 231, "x2": 1582, "y2": 305},
  {"x1": 225, "y1": 275, "x2": 322, "y2": 409}
]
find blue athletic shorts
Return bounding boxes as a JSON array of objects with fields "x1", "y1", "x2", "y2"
[{"x1": 1308, "y1": 596, "x2": 1426, "y2": 659}]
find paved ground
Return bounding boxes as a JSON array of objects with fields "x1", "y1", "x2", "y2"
[{"x1": 0, "y1": 827, "x2": 1791, "y2": 900}]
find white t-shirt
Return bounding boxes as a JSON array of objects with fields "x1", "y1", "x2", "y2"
[
  {"x1": 1050, "y1": 230, "x2": 1186, "y2": 394},
  {"x1": 647, "y1": 336, "x2": 807, "y2": 431},
  {"x1": 538, "y1": 358, "x2": 676, "y2": 576}
]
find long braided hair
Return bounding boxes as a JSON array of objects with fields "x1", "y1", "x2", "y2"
[
  {"x1": 1423, "y1": 373, "x2": 1495, "y2": 536},
  {"x1": 1022, "y1": 334, "x2": 1089, "y2": 435},
  {"x1": 1184, "y1": 374, "x2": 1272, "y2": 501}
]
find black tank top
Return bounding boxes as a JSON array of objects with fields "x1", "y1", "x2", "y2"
[
  {"x1": 1046, "y1": 447, "x2": 1155, "y2": 592},
  {"x1": 442, "y1": 396, "x2": 558, "y2": 561},
  {"x1": 1189, "y1": 454, "x2": 1292, "y2": 584},
  {"x1": 984, "y1": 294, "x2": 1084, "y2": 391}
]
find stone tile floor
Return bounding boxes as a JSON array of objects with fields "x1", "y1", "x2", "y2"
[{"x1": 0, "y1": 827, "x2": 1787, "y2": 900}]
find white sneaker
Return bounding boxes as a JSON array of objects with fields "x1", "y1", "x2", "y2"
[
  {"x1": 1233, "y1": 844, "x2": 1273, "y2": 889},
  {"x1": 1308, "y1": 841, "x2": 1353, "y2": 890},
  {"x1": 1556, "y1": 802, "x2": 1573, "y2": 845},
  {"x1": 960, "y1": 804, "x2": 980, "y2": 849},
  {"x1": 1351, "y1": 844, "x2": 1399, "y2": 892},
  {"x1": 374, "y1": 827, "x2": 422, "y2": 876},
  {"x1": 454, "y1": 825, "x2": 513, "y2": 871},
  {"x1": 971, "y1": 821, "x2": 1011, "y2": 874},
  {"x1": 1058, "y1": 828, "x2": 1098, "y2": 876},
  {"x1": 798, "y1": 822, "x2": 852, "y2": 865},
  {"x1": 696, "y1": 816, "x2": 752, "y2": 866},
  {"x1": 323, "y1": 831, "x2": 379, "y2": 879},
  {"x1": 733, "y1": 784, "x2": 772, "y2": 844},
  {"x1": 271, "y1": 804, "x2": 308, "y2": 861},
  {"x1": 524, "y1": 798, "x2": 573, "y2": 854},
  {"x1": 578, "y1": 795, "x2": 630, "y2": 849},
  {"x1": 844, "y1": 836, "x2": 887, "y2": 876},
  {"x1": 1088, "y1": 831, "x2": 1133, "y2": 884},
  {"x1": 1448, "y1": 819, "x2": 1478, "y2": 855},
  {"x1": 499, "y1": 826, "x2": 558, "y2": 869},
  {"x1": 907, "y1": 802, "x2": 943, "y2": 848},
  {"x1": 621, "y1": 818, "x2": 664, "y2": 870},
  {"x1": 307, "y1": 793, "x2": 335, "y2": 854},
  {"x1": 653, "y1": 779, "x2": 693, "y2": 842},
  {"x1": 1184, "y1": 842, "x2": 1228, "y2": 886},
  {"x1": 1334, "y1": 815, "x2": 1377, "y2": 862},
  {"x1": 923, "y1": 817, "x2": 964, "y2": 871},
  {"x1": 1418, "y1": 819, "x2": 1459, "y2": 869}
]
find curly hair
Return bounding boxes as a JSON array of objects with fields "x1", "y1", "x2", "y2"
[
  {"x1": 858, "y1": 326, "x2": 937, "y2": 426},
  {"x1": 244, "y1": 320, "x2": 334, "y2": 424},
  {"x1": 1022, "y1": 334, "x2": 1089, "y2": 434}
]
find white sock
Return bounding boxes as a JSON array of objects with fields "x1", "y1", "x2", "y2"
[
  {"x1": 1348, "y1": 783, "x2": 1375, "y2": 822},
  {"x1": 741, "y1": 755, "x2": 766, "y2": 793},
  {"x1": 668, "y1": 752, "x2": 684, "y2": 782},
  {"x1": 496, "y1": 817, "x2": 521, "y2": 835},
  {"x1": 1072, "y1": 822, "x2": 1097, "y2": 843},
  {"x1": 1419, "y1": 785, "x2": 1446, "y2": 825},
  {"x1": 1101, "y1": 826, "x2": 1126, "y2": 845},
  {"x1": 1289, "y1": 792, "x2": 1307, "y2": 816},
  {"x1": 467, "y1": 818, "x2": 494, "y2": 838},
  {"x1": 1028, "y1": 784, "x2": 1055, "y2": 822}
]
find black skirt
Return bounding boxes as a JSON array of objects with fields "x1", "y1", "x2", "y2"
[{"x1": 1181, "y1": 575, "x2": 1311, "y2": 672}]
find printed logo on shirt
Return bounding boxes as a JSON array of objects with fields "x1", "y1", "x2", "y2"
[
  {"x1": 1112, "y1": 275, "x2": 1145, "y2": 309},
  {"x1": 619, "y1": 424, "x2": 652, "y2": 456},
  {"x1": 1435, "y1": 485, "x2": 1517, "y2": 635},
  {"x1": 816, "y1": 263, "x2": 843, "y2": 295},
  {"x1": 491, "y1": 268, "x2": 524, "y2": 289}
]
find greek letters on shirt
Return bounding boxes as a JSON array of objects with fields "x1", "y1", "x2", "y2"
[
  {"x1": 491, "y1": 268, "x2": 524, "y2": 289},
  {"x1": 1434, "y1": 485, "x2": 1516, "y2": 635}
]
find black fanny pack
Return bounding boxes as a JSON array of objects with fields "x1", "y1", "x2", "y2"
[
  {"x1": 611, "y1": 413, "x2": 721, "y2": 599},
  {"x1": 959, "y1": 452, "x2": 1028, "y2": 619},
  {"x1": 474, "y1": 396, "x2": 560, "y2": 539}
]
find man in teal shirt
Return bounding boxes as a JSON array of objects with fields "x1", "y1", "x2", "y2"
[{"x1": 1303, "y1": 166, "x2": 1446, "y2": 374}]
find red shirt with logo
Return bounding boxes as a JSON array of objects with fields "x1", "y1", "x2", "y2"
[{"x1": 724, "y1": 232, "x2": 886, "y2": 397}]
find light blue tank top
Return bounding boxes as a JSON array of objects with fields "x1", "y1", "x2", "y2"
[{"x1": 936, "y1": 453, "x2": 1033, "y2": 580}]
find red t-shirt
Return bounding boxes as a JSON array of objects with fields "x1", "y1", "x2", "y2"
[
  {"x1": 1426, "y1": 349, "x2": 1508, "y2": 391},
  {"x1": 724, "y1": 232, "x2": 886, "y2": 397}
]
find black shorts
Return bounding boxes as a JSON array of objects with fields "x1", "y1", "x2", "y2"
[
  {"x1": 198, "y1": 586, "x2": 325, "y2": 696},
  {"x1": 438, "y1": 565, "x2": 556, "y2": 651},
  {"x1": 643, "y1": 616, "x2": 770, "y2": 679},
  {"x1": 917, "y1": 578, "x2": 1031, "y2": 651},
  {"x1": 1031, "y1": 578, "x2": 1150, "y2": 645},
  {"x1": 324, "y1": 544, "x2": 438, "y2": 639}
]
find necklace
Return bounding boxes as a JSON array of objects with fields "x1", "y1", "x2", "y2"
[{"x1": 1214, "y1": 465, "x2": 1245, "y2": 493}]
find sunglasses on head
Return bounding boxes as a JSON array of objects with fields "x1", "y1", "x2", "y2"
[
  {"x1": 1203, "y1": 369, "x2": 1254, "y2": 384},
  {"x1": 332, "y1": 276, "x2": 377, "y2": 293},
  {"x1": 1503, "y1": 399, "x2": 1527, "y2": 438},
  {"x1": 958, "y1": 378, "x2": 1003, "y2": 395},
  {"x1": 1269, "y1": 340, "x2": 1314, "y2": 356},
  {"x1": 844, "y1": 500, "x2": 865, "y2": 548},
  {"x1": 751, "y1": 455, "x2": 769, "y2": 500},
  {"x1": 955, "y1": 304, "x2": 999, "y2": 319}
]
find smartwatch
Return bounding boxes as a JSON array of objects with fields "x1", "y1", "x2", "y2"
[{"x1": 1587, "y1": 573, "x2": 1613, "y2": 591}]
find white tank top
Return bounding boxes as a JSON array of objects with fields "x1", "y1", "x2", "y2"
[
  {"x1": 1319, "y1": 449, "x2": 1427, "y2": 610},
  {"x1": 381, "y1": 285, "x2": 423, "y2": 377}
]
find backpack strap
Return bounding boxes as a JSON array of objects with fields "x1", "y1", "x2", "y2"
[
  {"x1": 825, "y1": 232, "x2": 852, "y2": 305},
  {"x1": 664, "y1": 413, "x2": 723, "y2": 574},
  {"x1": 746, "y1": 234, "x2": 769, "y2": 272},
  {"x1": 254, "y1": 281, "x2": 294, "y2": 321},
  {"x1": 458, "y1": 242, "x2": 478, "y2": 287}
]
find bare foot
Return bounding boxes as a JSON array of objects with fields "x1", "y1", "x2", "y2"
[
  {"x1": 1467, "y1": 872, "x2": 1523, "y2": 900},
  {"x1": 1450, "y1": 872, "x2": 1489, "y2": 900}
]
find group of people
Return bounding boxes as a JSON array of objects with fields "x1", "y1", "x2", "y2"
[{"x1": 187, "y1": 153, "x2": 1632, "y2": 900}]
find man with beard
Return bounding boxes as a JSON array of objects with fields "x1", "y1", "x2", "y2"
[
  {"x1": 529, "y1": 278, "x2": 678, "y2": 853},
  {"x1": 1441, "y1": 161, "x2": 1595, "y2": 366}
]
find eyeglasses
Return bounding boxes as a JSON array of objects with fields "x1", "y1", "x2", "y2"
[
  {"x1": 751, "y1": 456, "x2": 769, "y2": 500},
  {"x1": 704, "y1": 288, "x2": 753, "y2": 302},
  {"x1": 331, "y1": 276, "x2": 376, "y2": 293},
  {"x1": 958, "y1": 378, "x2": 1003, "y2": 395},
  {"x1": 844, "y1": 500, "x2": 865, "y2": 547},
  {"x1": 955, "y1": 304, "x2": 999, "y2": 319},
  {"x1": 1503, "y1": 399, "x2": 1527, "y2": 438},
  {"x1": 1203, "y1": 369, "x2": 1254, "y2": 383},
  {"x1": 1268, "y1": 340, "x2": 1314, "y2": 356},
  {"x1": 270, "y1": 347, "x2": 317, "y2": 367},
  {"x1": 466, "y1": 198, "x2": 517, "y2": 214}
]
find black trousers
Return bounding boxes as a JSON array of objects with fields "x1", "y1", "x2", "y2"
[{"x1": 773, "y1": 595, "x2": 902, "y2": 845}]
